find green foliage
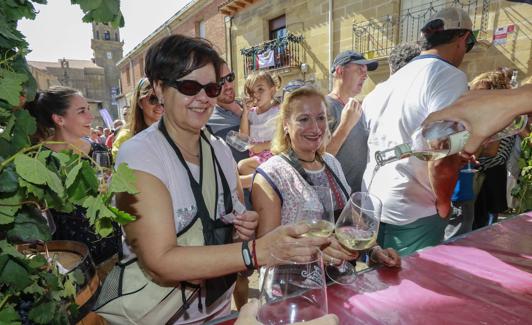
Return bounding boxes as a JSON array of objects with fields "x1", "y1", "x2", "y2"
[
  {"x1": 0, "y1": 1, "x2": 130, "y2": 324},
  {"x1": 75, "y1": 0, "x2": 125, "y2": 28},
  {"x1": 512, "y1": 134, "x2": 532, "y2": 213},
  {"x1": 0, "y1": 305, "x2": 20, "y2": 324}
]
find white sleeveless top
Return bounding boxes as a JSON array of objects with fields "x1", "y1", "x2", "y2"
[{"x1": 116, "y1": 121, "x2": 238, "y2": 324}]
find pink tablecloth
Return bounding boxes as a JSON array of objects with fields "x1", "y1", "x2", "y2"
[
  {"x1": 328, "y1": 213, "x2": 532, "y2": 324},
  {"x1": 210, "y1": 214, "x2": 532, "y2": 325}
]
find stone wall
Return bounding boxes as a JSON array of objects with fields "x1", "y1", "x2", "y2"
[
  {"x1": 117, "y1": 0, "x2": 227, "y2": 102},
  {"x1": 229, "y1": 0, "x2": 531, "y2": 96}
]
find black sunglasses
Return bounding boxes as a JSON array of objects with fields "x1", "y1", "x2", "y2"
[
  {"x1": 465, "y1": 31, "x2": 476, "y2": 53},
  {"x1": 221, "y1": 72, "x2": 235, "y2": 84},
  {"x1": 166, "y1": 79, "x2": 222, "y2": 98}
]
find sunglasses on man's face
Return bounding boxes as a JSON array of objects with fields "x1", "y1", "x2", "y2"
[
  {"x1": 221, "y1": 72, "x2": 235, "y2": 84},
  {"x1": 166, "y1": 79, "x2": 222, "y2": 98},
  {"x1": 465, "y1": 31, "x2": 476, "y2": 53}
]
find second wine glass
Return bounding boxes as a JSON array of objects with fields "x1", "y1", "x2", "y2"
[
  {"x1": 92, "y1": 150, "x2": 112, "y2": 188},
  {"x1": 326, "y1": 191, "x2": 382, "y2": 285},
  {"x1": 296, "y1": 186, "x2": 335, "y2": 238}
]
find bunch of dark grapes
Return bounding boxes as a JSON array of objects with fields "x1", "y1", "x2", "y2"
[{"x1": 16, "y1": 297, "x2": 36, "y2": 325}]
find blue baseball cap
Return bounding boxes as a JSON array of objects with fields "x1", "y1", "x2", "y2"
[{"x1": 331, "y1": 50, "x2": 378, "y2": 73}]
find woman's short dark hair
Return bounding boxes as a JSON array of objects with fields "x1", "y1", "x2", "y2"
[
  {"x1": 25, "y1": 86, "x2": 82, "y2": 141},
  {"x1": 144, "y1": 34, "x2": 222, "y2": 87},
  {"x1": 419, "y1": 29, "x2": 469, "y2": 50}
]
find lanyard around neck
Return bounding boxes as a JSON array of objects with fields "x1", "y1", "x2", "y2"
[{"x1": 157, "y1": 119, "x2": 233, "y2": 221}]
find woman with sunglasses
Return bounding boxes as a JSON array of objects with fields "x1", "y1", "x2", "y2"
[
  {"x1": 111, "y1": 77, "x2": 164, "y2": 159},
  {"x1": 96, "y1": 35, "x2": 331, "y2": 324}
]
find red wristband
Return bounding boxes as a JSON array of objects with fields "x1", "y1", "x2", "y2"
[{"x1": 252, "y1": 239, "x2": 258, "y2": 268}]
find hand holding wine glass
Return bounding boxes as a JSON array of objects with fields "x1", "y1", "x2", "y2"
[
  {"x1": 296, "y1": 186, "x2": 335, "y2": 238},
  {"x1": 236, "y1": 299, "x2": 339, "y2": 325},
  {"x1": 326, "y1": 192, "x2": 382, "y2": 285},
  {"x1": 257, "y1": 245, "x2": 328, "y2": 325}
]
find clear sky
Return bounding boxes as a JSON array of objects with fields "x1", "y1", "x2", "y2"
[{"x1": 19, "y1": 0, "x2": 192, "y2": 62}]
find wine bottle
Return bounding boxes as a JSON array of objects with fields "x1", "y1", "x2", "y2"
[{"x1": 375, "y1": 115, "x2": 528, "y2": 166}]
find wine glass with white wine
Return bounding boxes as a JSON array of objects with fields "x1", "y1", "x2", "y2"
[
  {"x1": 296, "y1": 186, "x2": 335, "y2": 238},
  {"x1": 91, "y1": 150, "x2": 112, "y2": 190},
  {"x1": 326, "y1": 192, "x2": 382, "y2": 285}
]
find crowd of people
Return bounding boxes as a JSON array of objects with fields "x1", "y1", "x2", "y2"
[{"x1": 22, "y1": 6, "x2": 532, "y2": 325}]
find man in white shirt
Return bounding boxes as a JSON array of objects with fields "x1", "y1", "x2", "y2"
[{"x1": 362, "y1": 7, "x2": 476, "y2": 255}]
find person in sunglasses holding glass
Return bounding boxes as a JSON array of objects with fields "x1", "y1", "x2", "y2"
[
  {"x1": 111, "y1": 77, "x2": 164, "y2": 159},
  {"x1": 207, "y1": 60, "x2": 248, "y2": 163},
  {"x1": 361, "y1": 7, "x2": 477, "y2": 255},
  {"x1": 96, "y1": 35, "x2": 332, "y2": 325}
]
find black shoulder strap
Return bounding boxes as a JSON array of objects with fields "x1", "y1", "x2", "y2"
[
  {"x1": 158, "y1": 120, "x2": 232, "y2": 233},
  {"x1": 323, "y1": 162, "x2": 350, "y2": 198},
  {"x1": 280, "y1": 149, "x2": 314, "y2": 186},
  {"x1": 200, "y1": 130, "x2": 233, "y2": 214},
  {"x1": 281, "y1": 150, "x2": 349, "y2": 198}
]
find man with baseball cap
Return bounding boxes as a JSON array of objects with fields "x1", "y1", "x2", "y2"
[
  {"x1": 325, "y1": 50, "x2": 378, "y2": 193},
  {"x1": 361, "y1": 7, "x2": 476, "y2": 255}
]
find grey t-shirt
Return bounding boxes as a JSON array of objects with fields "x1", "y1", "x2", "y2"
[
  {"x1": 207, "y1": 104, "x2": 248, "y2": 163},
  {"x1": 325, "y1": 96, "x2": 368, "y2": 193}
]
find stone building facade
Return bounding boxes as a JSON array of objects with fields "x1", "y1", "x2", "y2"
[
  {"x1": 28, "y1": 59, "x2": 107, "y2": 127},
  {"x1": 116, "y1": 0, "x2": 227, "y2": 111},
  {"x1": 220, "y1": 0, "x2": 532, "y2": 96},
  {"x1": 91, "y1": 22, "x2": 124, "y2": 118},
  {"x1": 27, "y1": 22, "x2": 123, "y2": 126}
]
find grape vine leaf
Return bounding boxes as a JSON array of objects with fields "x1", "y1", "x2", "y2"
[
  {"x1": 0, "y1": 166, "x2": 18, "y2": 193},
  {"x1": 14, "y1": 154, "x2": 47, "y2": 185},
  {"x1": 0, "y1": 106, "x2": 11, "y2": 119},
  {"x1": 0, "y1": 305, "x2": 20, "y2": 324},
  {"x1": 63, "y1": 277, "x2": 77, "y2": 298},
  {"x1": 51, "y1": 151, "x2": 72, "y2": 165},
  {"x1": 13, "y1": 105, "x2": 36, "y2": 136},
  {"x1": 41, "y1": 272, "x2": 60, "y2": 291},
  {"x1": 65, "y1": 162, "x2": 83, "y2": 189},
  {"x1": 109, "y1": 206, "x2": 136, "y2": 224},
  {"x1": 29, "y1": 301, "x2": 56, "y2": 324},
  {"x1": 81, "y1": 196, "x2": 102, "y2": 224},
  {"x1": 14, "y1": 153, "x2": 65, "y2": 197},
  {"x1": 6, "y1": 207, "x2": 51, "y2": 242},
  {"x1": 95, "y1": 216, "x2": 114, "y2": 237},
  {"x1": 109, "y1": 163, "x2": 138, "y2": 194},
  {"x1": 19, "y1": 178, "x2": 45, "y2": 199},
  {"x1": 80, "y1": 160, "x2": 99, "y2": 192},
  {"x1": 0, "y1": 192, "x2": 23, "y2": 224},
  {"x1": 0, "y1": 257, "x2": 32, "y2": 290},
  {"x1": 0, "y1": 240, "x2": 25, "y2": 259},
  {"x1": 0, "y1": 19, "x2": 24, "y2": 42},
  {"x1": 74, "y1": 0, "x2": 103, "y2": 11},
  {"x1": 0, "y1": 114, "x2": 15, "y2": 140},
  {"x1": 45, "y1": 168, "x2": 65, "y2": 197},
  {"x1": 0, "y1": 69, "x2": 28, "y2": 106}
]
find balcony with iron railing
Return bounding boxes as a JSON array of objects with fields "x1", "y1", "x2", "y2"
[
  {"x1": 352, "y1": 0, "x2": 491, "y2": 60},
  {"x1": 240, "y1": 33, "x2": 304, "y2": 76}
]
